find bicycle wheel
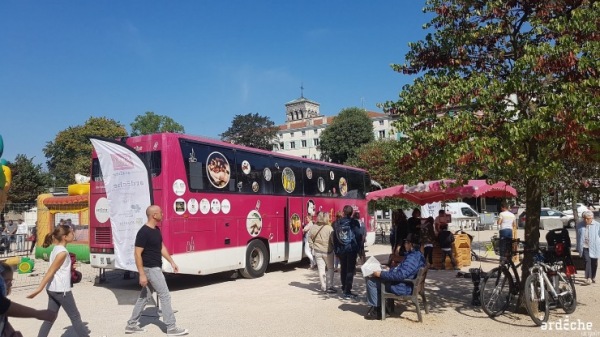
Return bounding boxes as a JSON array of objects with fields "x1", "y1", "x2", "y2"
[
  {"x1": 480, "y1": 267, "x2": 513, "y2": 317},
  {"x1": 559, "y1": 275, "x2": 577, "y2": 314},
  {"x1": 524, "y1": 273, "x2": 550, "y2": 326}
]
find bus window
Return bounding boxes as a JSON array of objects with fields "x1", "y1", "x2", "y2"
[
  {"x1": 234, "y1": 151, "x2": 273, "y2": 194},
  {"x1": 272, "y1": 159, "x2": 304, "y2": 196},
  {"x1": 180, "y1": 140, "x2": 236, "y2": 192},
  {"x1": 345, "y1": 170, "x2": 366, "y2": 199}
]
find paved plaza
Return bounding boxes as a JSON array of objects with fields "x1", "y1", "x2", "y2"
[{"x1": 5, "y1": 228, "x2": 599, "y2": 337}]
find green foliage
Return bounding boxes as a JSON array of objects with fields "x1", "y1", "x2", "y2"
[
  {"x1": 319, "y1": 107, "x2": 375, "y2": 164},
  {"x1": 6, "y1": 154, "x2": 50, "y2": 204},
  {"x1": 130, "y1": 111, "x2": 185, "y2": 136},
  {"x1": 220, "y1": 113, "x2": 279, "y2": 151},
  {"x1": 381, "y1": 0, "x2": 600, "y2": 284},
  {"x1": 44, "y1": 117, "x2": 128, "y2": 187}
]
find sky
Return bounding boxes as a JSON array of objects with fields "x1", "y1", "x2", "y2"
[{"x1": 0, "y1": 0, "x2": 432, "y2": 167}]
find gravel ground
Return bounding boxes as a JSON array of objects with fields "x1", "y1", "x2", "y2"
[{"x1": 6, "y1": 229, "x2": 599, "y2": 337}]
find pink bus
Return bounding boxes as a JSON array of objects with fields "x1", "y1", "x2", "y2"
[{"x1": 89, "y1": 133, "x2": 374, "y2": 278}]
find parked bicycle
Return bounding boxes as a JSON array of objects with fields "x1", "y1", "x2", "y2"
[
  {"x1": 480, "y1": 235, "x2": 523, "y2": 317},
  {"x1": 524, "y1": 235, "x2": 577, "y2": 325}
]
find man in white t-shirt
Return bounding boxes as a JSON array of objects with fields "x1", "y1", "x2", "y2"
[
  {"x1": 496, "y1": 203, "x2": 517, "y2": 258},
  {"x1": 15, "y1": 220, "x2": 28, "y2": 252}
]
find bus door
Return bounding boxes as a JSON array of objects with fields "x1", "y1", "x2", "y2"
[{"x1": 285, "y1": 197, "x2": 304, "y2": 263}]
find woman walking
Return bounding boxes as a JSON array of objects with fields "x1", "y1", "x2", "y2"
[
  {"x1": 309, "y1": 212, "x2": 336, "y2": 293},
  {"x1": 577, "y1": 210, "x2": 600, "y2": 285},
  {"x1": 27, "y1": 224, "x2": 89, "y2": 337}
]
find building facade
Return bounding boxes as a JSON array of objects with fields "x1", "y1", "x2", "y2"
[{"x1": 273, "y1": 95, "x2": 396, "y2": 159}]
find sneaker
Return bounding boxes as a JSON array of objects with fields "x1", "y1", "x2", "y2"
[
  {"x1": 125, "y1": 324, "x2": 146, "y2": 334},
  {"x1": 326, "y1": 288, "x2": 337, "y2": 294},
  {"x1": 166, "y1": 327, "x2": 189, "y2": 336},
  {"x1": 342, "y1": 292, "x2": 358, "y2": 300}
]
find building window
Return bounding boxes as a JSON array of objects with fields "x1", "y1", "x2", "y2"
[
  {"x1": 301, "y1": 130, "x2": 306, "y2": 136},
  {"x1": 313, "y1": 139, "x2": 319, "y2": 146},
  {"x1": 290, "y1": 132, "x2": 294, "y2": 137},
  {"x1": 314, "y1": 129, "x2": 318, "y2": 134},
  {"x1": 379, "y1": 120, "x2": 384, "y2": 126},
  {"x1": 378, "y1": 130, "x2": 386, "y2": 139},
  {"x1": 301, "y1": 140, "x2": 307, "y2": 147},
  {"x1": 272, "y1": 144, "x2": 279, "y2": 151},
  {"x1": 279, "y1": 142, "x2": 284, "y2": 149},
  {"x1": 290, "y1": 141, "x2": 296, "y2": 149}
]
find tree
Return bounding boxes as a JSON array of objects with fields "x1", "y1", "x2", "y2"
[
  {"x1": 220, "y1": 113, "x2": 279, "y2": 150},
  {"x1": 130, "y1": 111, "x2": 185, "y2": 136},
  {"x1": 381, "y1": 0, "x2": 600, "y2": 294},
  {"x1": 319, "y1": 107, "x2": 375, "y2": 164},
  {"x1": 44, "y1": 117, "x2": 128, "y2": 187},
  {"x1": 6, "y1": 154, "x2": 50, "y2": 204},
  {"x1": 347, "y1": 139, "x2": 414, "y2": 212}
]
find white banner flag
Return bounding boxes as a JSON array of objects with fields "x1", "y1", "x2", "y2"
[
  {"x1": 90, "y1": 137, "x2": 153, "y2": 272},
  {"x1": 421, "y1": 202, "x2": 441, "y2": 218}
]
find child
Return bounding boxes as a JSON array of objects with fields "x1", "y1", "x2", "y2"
[
  {"x1": 438, "y1": 224, "x2": 459, "y2": 270},
  {"x1": 27, "y1": 224, "x2": 89, "y2": 337},
  {"x1": 0, "y1": 262, "x2": 19, "y2": 337}
]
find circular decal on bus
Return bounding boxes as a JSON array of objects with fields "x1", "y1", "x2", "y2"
[
  {"x1": 174, "y1": 198, "x2": 186, "y2": 215},
  {"x1": 95, "y1": 197, "x2": 110, "y2": 224},
  {"x1": 247, "y1": 210, "x2": 262, "y2": 237},
  {"x1": 206, "y1": 151, "x2": 230, "y2": 189},
  {"x1": 330, "y1": 171, "x2": 335, "y2": 180},
  {"x1": 339, "y1": 177, "x2": 348, "y2": 196},
  {"x1": 173, "y1": 179, "x2": 186, "y2": 196},
  {"x1": 290, "y1": 213, "x2": 301, "y2": 234},
  {"x1": 187, "y1": 198, "x2": 199, "y2": 215},
  {"x1": 306, "y1": 168, "x2": 313, "y2": 179},
  {"x1": 317, "y1": 177, "x2": 325, "y2": 193},
  {"x1": 252, "y1": 181, "x2": 259, "y2": 193},
  {"x1": 200, "y1": 198, "x2": 210, "y2": 214},
  {"x1": 282, "y1": 167, "x2": 295, "y2": 193},
  {"x1": 221, "y1": 199, "x2": 231, "y2": 214},
  {"x1": 211, "y1": 199, "x2": 221, "y2": 214},
  {"x1": 241, "y1": 160, "x2": 251, "y2": 175},
  {"x1": 263, "y1": 167, "x2": 272, "y2": 181}
]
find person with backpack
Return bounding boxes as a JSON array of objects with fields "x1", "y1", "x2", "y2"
[
  {"x1": 333, "y1": 205, "x2": 363, "y2": 299},
  {"x1": 438, "y1": 224, "x2": 459, "y2": 270}
]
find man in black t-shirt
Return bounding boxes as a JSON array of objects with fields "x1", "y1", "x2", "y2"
[{"x1": 125, "y1": 205, "x2": 188, "y2": 336}]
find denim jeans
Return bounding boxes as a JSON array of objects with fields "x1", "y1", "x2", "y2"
[
  {"x1": 365, "y1": 277, "x2": 393, "y2": 307},
  {"x1": 314, "y1": 251, "x2": 334, "y2": 291},
  {"x1": 339, "y1": 252, "x2": 358, "y2": 294},
  {"x1": 16, "y1": 234, "x2": 25, "y2": 251},
  {"x1": 499, "y1": 229, "x2": 513, "y2": 259},
  {"x1": 38, "y1": 290, "x2": 89, "y2": 337},
  {"x1": 127, "y1": 267, "x2": 177, "y2": 330}
]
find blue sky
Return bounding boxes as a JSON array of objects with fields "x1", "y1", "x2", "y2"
[{"x1": 0, "y1": 1, "x2": 431, "y2": 167}]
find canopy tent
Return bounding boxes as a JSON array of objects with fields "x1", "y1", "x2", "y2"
[{"x1": 366, "y1": 179, "x2": 517, "y2": 205}]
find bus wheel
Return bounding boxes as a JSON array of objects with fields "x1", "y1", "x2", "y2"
[{"x1": 240, "y1": 240, "x2": 269, "y2": 279}]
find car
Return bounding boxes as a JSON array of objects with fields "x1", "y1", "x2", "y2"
[
  {"x1": 518, "y1": 208, "x2": 576, "y2": 229},
  {"x1": 562, "y1": 203, "x2": 590, "y2": 218}
]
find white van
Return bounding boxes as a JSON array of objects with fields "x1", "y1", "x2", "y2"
[{"x1": 444, "y1": 202, "x2": 479, "y2": 231}]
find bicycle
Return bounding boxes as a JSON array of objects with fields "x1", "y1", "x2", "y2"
[
  {"x1": 523, "y1": 243, "x2": 577, "y2": 326},
  {"x1": 480, "y1": 235, "x2": 523, "y2": 317}
]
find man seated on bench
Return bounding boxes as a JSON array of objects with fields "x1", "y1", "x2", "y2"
[{"x1": 364, "y1": 233, "x2": 425, "y2": 320}]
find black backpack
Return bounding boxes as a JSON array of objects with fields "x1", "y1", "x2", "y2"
[{"x1": 334, "y1": 218, "x2": 357, "y2": 254}]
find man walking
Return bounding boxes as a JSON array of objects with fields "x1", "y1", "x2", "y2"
[
  {"x1": 333, "y1": 205, "x2": 363, "y2": 299},
  {"x1": 125, "y1": 205, "x2": 188, "y2": 336}
]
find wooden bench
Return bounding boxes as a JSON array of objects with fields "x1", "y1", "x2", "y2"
[{"x1": 380, "y1": 266, "x2": 429, "y2": 322}]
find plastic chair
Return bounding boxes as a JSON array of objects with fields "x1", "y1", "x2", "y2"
[{"x1": 380, "y1": 266, "x2": 429, "y2": 322}]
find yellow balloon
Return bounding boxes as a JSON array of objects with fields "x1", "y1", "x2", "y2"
[{"x1": 2, "y1": 165, "x2": 11, "y2": 190}]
